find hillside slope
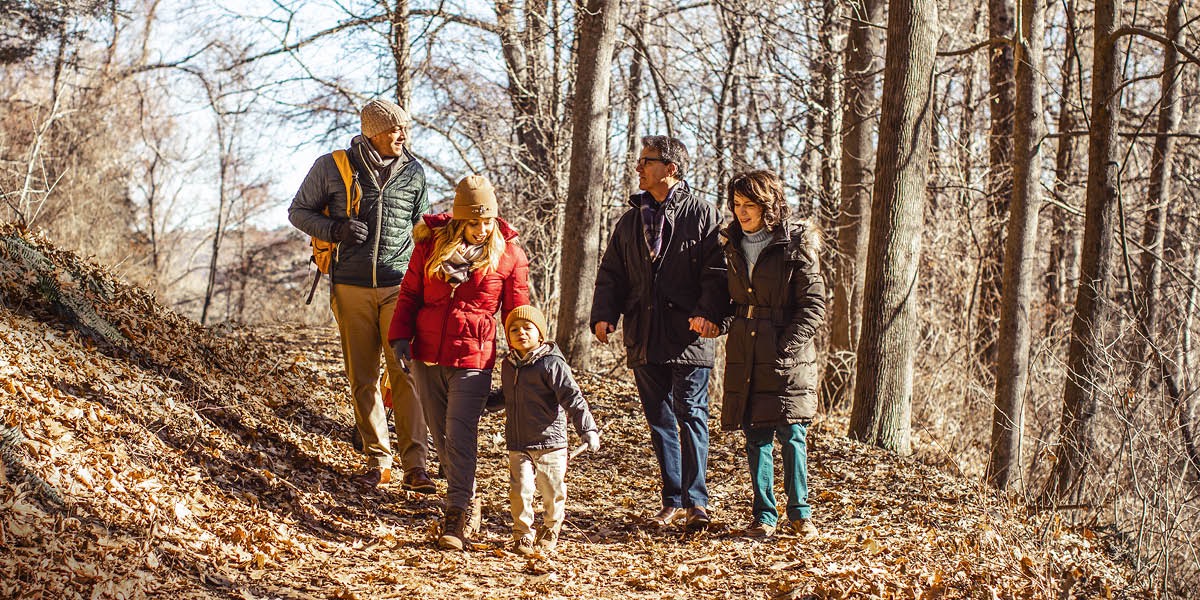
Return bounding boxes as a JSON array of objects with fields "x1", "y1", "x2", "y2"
[{"x1": 0, "y1": 226, "x2": 1144, "y2": 599}]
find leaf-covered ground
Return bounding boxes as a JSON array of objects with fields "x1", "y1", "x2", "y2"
[{"x1": 0, "y1": 226, "x2": 1147, "y2": 599}]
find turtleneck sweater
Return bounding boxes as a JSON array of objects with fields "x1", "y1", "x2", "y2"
[{"x1": 741, "y1": 227, "x2": 772, "y2": 275}]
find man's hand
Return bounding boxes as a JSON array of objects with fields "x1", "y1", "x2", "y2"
[
  {"x1": 689, "y1": 316, "x2": 720, "y2": 338},
  {"x1": 390, "y1": 339, "x2": 412, "y2": 362},
  {"x1": 334, "y1": 219, "x2": 369, "y2": 245},
  {"x1": 583, "y1": 430, "x2": 601, "y2": 452},
  {"x1": 594, "y1": 321, "x2": 615, "y2": 344}
]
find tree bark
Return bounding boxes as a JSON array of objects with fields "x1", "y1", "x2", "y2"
[
  {"x1": 1043, "y1": 0, "x2": 1123, "y2": 503},
  {"x1": 821, "y1": 0, "x2": 882, "y2": 412},
  {"x1": 556, "y1": 0, "x2": 622, "y2": 368},
  {"x1": 1136, "y1": 0, "x2": 1181, "y2": 381},
  {"x1": 391, "y1": 0, "x2": 413, "y2": 108},
  {"x1": 987, "y1": 0, "x2": 1044, "y2": 492},
  {"x1": 623, "y1": 0, "x2": 646, "y2": 196},
  {"x1": 1046, "y1": 0, "x2": 1080, "y2": 315},
  {"x1": 847, "y1": 0, "x2": 938, "y2": 455},
  {"x1": 976, "y1": 0, "x2": 1016, "y2": 375}
]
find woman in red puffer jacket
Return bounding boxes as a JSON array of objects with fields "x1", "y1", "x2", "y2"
[{"x1": 389, "y1": 174, "x2": 530, "y2": 551}]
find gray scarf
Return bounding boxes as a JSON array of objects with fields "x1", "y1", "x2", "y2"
[
  {"x1": 439, "y1": 242, "x2": 486, "y2": 285},
  {"x1": 351, "y1": 135, "x2": 398, "y2": 186}
]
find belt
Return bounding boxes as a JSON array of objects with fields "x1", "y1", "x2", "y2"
[{"x1": 735, "y1": 304, "x2": 777, "y2": 320}]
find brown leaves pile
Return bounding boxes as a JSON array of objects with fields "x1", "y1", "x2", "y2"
[{"x1": 0, "y1": 226, "x2": 1147, "y2": 599}]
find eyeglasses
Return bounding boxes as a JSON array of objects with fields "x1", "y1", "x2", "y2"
[{"x1": 636, "y1": 157, "x2": 672, "y2": 168}]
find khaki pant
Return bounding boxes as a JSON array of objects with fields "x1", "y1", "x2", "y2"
[
  {"x1": 331, "y1": 283, "x2": 427, "y2": 473},
  {"x1": 508, "y1": 448, "x2": 568, "y2": 541}
]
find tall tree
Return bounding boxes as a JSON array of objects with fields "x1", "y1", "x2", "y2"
[
  {"x1": 821, "y1": 0, "x2": 882, "y2": 412},
  {"x1": 986, "y1": 0, "x2": 1044, "y2": 491},
  {"x1": 1043, "y1": 0, "x2": 1123, "y2": 503},
  {"x1": 847, "y1": 0, "x2": 938, "y2": 455},
  {"x1": 1045, "y1": 0, "x2": 1080, "y2": 316},
  {"x1": 976, "y1": 0, "x2": 1016, "y2": 374},
  {"x1": 556, "y1": 0, "x2": 623, "y2": 367}
]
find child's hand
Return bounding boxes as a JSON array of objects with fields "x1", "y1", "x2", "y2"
[{"x1": 583, "y1": 430, "x2": 600, "y2": 452}]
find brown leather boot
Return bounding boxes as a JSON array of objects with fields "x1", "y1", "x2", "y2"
[{"x1": 401, "y1": 468, "x2": 436, "y2": 494}]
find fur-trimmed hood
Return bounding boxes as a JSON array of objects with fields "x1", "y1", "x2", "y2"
[
  {"x1": 412, "y1": 212, "x2": 521, "y2": 244},
  {"x1": 720, "y1": 217, "x2": 821, "y2": 265}
]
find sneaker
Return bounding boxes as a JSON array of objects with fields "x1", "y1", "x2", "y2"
[
  {"x1": 352, "y1": 466, "x2": 391, "y2": 488},
  {"x1": 791, "y1": 518, "x2": 818, "y2": 539},
  {"x1": 535, "y1": 528, "x2": 558, "y2": 552},
  {"x1": 744, "y1": 517, "x2": 776, "y2": 538},
  {"x1": 649, "y1": 506, "x2": 686, "y2": 527},
  {"x1": 465, "y1": 496, "x2": 482, "y2": 537},
  {"x1": 685, "y1": 506, "x2": 711, "y2": 531},
  {"x1": 401, "y1": 468, "x2": 436, "y2": 494},
  {"x1": 511, "y1": 536, "x2": 535, "y2": 556},
  {"x1": 438, "y1": 507, "x2": 468, "y2": 550}
]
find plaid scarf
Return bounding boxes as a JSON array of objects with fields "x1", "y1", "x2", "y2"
[
  {"x1": 641, "y1": 194, "x2": 667, "y2": 261},
  {"x1": 439, "y1": 242, "x2": 486, "y2": 285}
]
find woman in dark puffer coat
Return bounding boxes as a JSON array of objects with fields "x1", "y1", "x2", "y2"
[
  {"x1": 389, "y1": 174, "x2": 530, "y2": 551},
  {"x1": 718, "y1": 170, "x2": 825, "y2": 539}
]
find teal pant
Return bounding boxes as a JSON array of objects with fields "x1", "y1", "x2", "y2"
[{"x1": 745, "y1": 423, "x2": 811, "y2": 525}]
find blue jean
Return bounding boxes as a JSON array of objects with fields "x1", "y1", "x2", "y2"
[
  {"x1": 745, "y1": 423, "x2": 811, "y2": 525},
  {"x1": 410, "y1": 362, "x2": 491, "y2": 510},
  {"x1": 633, "y1": 364, "x2": 711, "y2": 509}
]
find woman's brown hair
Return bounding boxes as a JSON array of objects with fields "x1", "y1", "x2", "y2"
[{"x1": 726, "y1": 170, "x2": 789, "y2": 230}]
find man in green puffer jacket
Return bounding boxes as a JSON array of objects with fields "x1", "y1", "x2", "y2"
[{"x1": 288, "y1": 99, "x2": 433, "y2": 492}]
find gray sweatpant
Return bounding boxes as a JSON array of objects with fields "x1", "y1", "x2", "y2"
[{"x1": 410, "y1": 361, "x2": 491, "y2": 510}]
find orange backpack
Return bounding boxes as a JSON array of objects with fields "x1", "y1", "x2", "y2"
[{"x1": 306, "y1": 150, "x2": 361, "y2": 304}]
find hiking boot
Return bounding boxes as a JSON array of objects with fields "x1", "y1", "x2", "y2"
[
  {"x1": 511, "y1": 536, "x2": 535, "y2": 556},
  {"x1": 438, "y1": 507, "x2": 468, "y2": 551},
  {"x1": 465, "y1": 496, "x2": 482, "y2": 537},
  {"x1": 649, "y1": 506, "x2": 686, "y2": 528},
  {"x1": 535, "y1": 528, "x2": 559, "y2": 552},
  {"x1": 685, "y1": 506, "x2": 711, "y2": 531},
  {"x1": 352, "y1": 466, "x2": 391, "y2": 488},
  {"x1": 791, "y1": 518, "x2": 818, "y2": 539},
  {"x1": 401, "y1": 468, "x2": 436, "y2": 494},
  {"x1": 744, "y1": 517, "x2": 777, "y2": 538}
]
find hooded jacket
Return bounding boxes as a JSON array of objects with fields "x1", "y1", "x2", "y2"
[
  {"x1": 288, "y1": 137, "x2": 429, "y2": 288},
  {"x1": 388, "y1": 213, "x2": 530, "y2": 369},
  {"x1": 500, "y1": 343, "x2": 598, "y2": 452},
  {"x1": 720, "y1": 219, "x2": 825, "y2": 431},
  {"x1": 589, "y1": 182, "x2": 728, "y2": 368}
]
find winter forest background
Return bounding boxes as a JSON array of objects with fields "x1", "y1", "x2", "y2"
[{"x1": 2, "y1": 0, "x2": 1199, "y2": 595}]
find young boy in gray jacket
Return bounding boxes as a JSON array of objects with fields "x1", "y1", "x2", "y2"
[{"x1": 501, "y1": 305, "x2": 600, "y2": 555}]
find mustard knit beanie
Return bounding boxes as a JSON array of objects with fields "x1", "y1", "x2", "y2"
[
  {"x1": 453, "y1": 175, "x2": 499, "y2": 219},
  {"x1": 360, "y1": 99, "x2": 411, "y2": 138},
  {"x1": 505, "y1": 305, "x2": 549, "y2": 342}
]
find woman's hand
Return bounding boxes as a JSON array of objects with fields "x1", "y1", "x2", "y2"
[{"x1": 689, "y1": 316, "x2": 720, "y2": 338}]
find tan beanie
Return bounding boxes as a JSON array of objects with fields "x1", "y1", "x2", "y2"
[
  {"x1": 360, "y1": 99, "x2": 411, "y2": 138},
  {"x1": 453, "y1": 175, "x2": 499, "y2": 219},
  {"x1": 505, "y1": 305, "x2": 549, "y2": 342}
]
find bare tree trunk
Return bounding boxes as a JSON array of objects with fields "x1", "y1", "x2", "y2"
[
  {"x1": 821, "y1": 0, "x2": 882, "y2": 412},
  {"x1": 1043, "y1": 0, "x2": 1123, "y2": 503},
  {"x1": 847, "y1": 0, "x2": 938, "y2": 455},
  {"x1": 987, "y1": 0, "x2": 1044, "y2": 492},
  {"x1": 976, "y1": 0, "x2": 1016, "y2": 375},
  {"x1": 1046, "y1": 0, "x2": 1080, "y2": 316},
  {"x1": 391, "y1": 0, "x2": 413, "y2": 108},
  {"x1": 817, "y1": 0, "x2": 839, "y2": 241},
  {"x1": 1136, "y1": 0, "x2": 1181, "y2": 383},
  {"x1": 624, "y1": 0, "x2": 647, "y2": 195},
  {"x1": 556, "y1": 0, "x2": 622, "y2": 368},
  {"x1": 714, "y1": 4, "x2": 744, "y2": 190}
]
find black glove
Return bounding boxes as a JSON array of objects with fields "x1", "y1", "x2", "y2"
[
  {"x1": 483, "y1": 388, "x2": 505, "y2": 413},
  {"x1": 391, "y1": 339, "x2": 412, "y2": 362},
  {"x1": 333, "y1": 219, "x2": 368, "y2": 245}
]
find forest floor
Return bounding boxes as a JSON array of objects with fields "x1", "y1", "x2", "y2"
[{"x1": 0, "y1": 226, "x2": 1148, "y2": 599}]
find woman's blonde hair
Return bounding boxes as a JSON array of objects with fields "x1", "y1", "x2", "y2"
[{"x1": 425, "y1": 218, "x2": 507, "y2": 280}]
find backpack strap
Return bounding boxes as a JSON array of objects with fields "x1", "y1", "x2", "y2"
[{"x1": 331, "y1": 150, "x2": 361, "y2": 218}]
